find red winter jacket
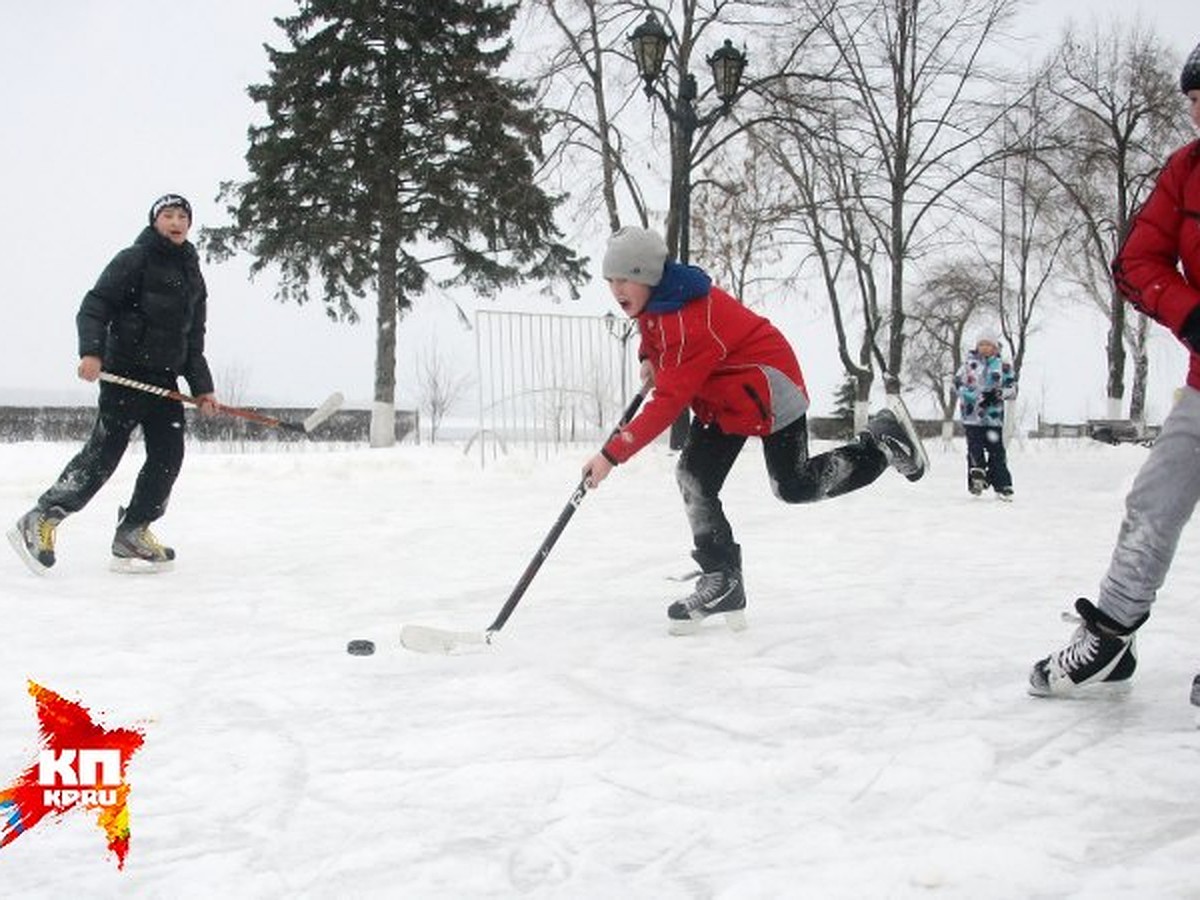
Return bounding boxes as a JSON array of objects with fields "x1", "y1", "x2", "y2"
[
  {"x1": 1112, "y1": 139, "x2": 1200, "y2": 390},
  {"x1": 602, "y1": 274, "x2": 808, "y2": 464}
]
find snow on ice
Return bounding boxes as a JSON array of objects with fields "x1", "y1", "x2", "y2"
[{"x1": 1, "y1": 435, "x2": 1198, "y2": 896}]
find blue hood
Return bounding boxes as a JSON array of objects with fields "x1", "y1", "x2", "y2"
[{"x1": 644, "y1": 262, "x2": 712, "y2": 313}]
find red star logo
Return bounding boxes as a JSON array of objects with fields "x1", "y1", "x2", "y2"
[{"x1": 0, "y1": 681, "x2": 145, "y2": 869}]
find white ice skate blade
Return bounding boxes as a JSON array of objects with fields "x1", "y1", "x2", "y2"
[
  {"x1": 1028, "y1": 676, "x2": 1133, "y2": 699},
  {"x1": 7, "y1": 528, "x2": 49, "y2": 577},
  {"x1": 109, "y1": 556, "x2": 174, "y2": 575},
  {"x1": 668, "y1": 610, "x2": 747, "y2": 636},
  {"x1": 885, "y1": 393, "x2": 930, "y2": 479},
  {"x1": 400, "y1": 624, "x2": 494, "y2": 655}
]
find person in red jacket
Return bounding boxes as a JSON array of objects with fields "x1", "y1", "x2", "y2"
[
  {"x1": 583, "y1": 226, "x2": 927, "y2": 633},
  {"x1": 1030, "y1": 44, "x2": 1200, "y2": 698}
]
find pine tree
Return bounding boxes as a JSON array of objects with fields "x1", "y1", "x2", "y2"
[
  {"x1": 203, "y1": 0, "x2": 585, "y2": 445},
  {"x1": 831, "y1": 376, "x2": 857, "y2": 423}
]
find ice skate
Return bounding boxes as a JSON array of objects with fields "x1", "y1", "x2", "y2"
[
  {"x1": 865, "y1": 400, "x2": 927, "y2": 482},
  {"x1": 968, "y1": 467, "x2": 988, "y2": 495},
  {"x1": 995, "y1": 486, "x2": 1014, "y2": 502},
  {"x1": 1029, "y1": 598, "x2": 1147, "y2": 697},
  {"x1": 111, "y1": 509, "x2": 175, "y2": 574},
  {"x1": 1191, "y1": 674, "x2": 1200, "y2": 729},
  {"x1": 7, "y1": 506, "x2": 67, "y2": 575},
  {"x1": 667, "y1": 569, "x2": 747, "y2": 636}
]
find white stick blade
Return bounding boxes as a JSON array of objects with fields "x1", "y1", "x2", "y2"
[
  {"x1": 400, "y1": 624, "x2": 492, "y2": 655},
  {"x1": 304, "y1": 392, "x2": 344, "y2": 433}
]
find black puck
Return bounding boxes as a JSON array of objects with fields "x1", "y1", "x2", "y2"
[{"x1": 347, "y1": 639, "x2": 376, "y2": 656}]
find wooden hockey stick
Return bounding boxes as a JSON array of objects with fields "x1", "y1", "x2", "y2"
[{"x1": 99, "y1": 371, "x2": 343, "y2": 434}]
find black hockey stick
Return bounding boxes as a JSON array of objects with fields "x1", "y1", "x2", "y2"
[
  {"x1": 400, "y1": 391, "x2": 646, "y2": 654},
  {"x1": 99, "y1": 372, "x2": 344, "y2": 435}
]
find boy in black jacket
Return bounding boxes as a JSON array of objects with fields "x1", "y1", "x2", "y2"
[{"x1": 8, "y1": 194, "x2": 218, "y2": 574}]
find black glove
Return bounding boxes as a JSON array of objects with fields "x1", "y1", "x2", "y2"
[
  {"x1": 1181, "y1": 304, "x2": 1200, "y2": 354},
  {"x1": 981, "y1": 389, "x2": 1002, "y2": 406}
]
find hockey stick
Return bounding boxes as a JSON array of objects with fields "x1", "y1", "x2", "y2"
[
  {"x1": 400, "y1": 391, "x2": 646, "y2": 655},
  {"x1": 99, "y1": 371, "x2": 344, "y2": 434}
]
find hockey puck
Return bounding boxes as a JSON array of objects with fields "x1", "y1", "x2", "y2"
[{"x1": 346, "y1": 639, "x2": 376, "y2": 656}]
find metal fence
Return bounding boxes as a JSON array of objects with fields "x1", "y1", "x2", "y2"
[{"x1": 470, "y1": 310, "x2": 640, "y2": 465}]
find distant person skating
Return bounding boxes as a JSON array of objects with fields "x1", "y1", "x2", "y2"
[
  {"x1": 953, "y1": 332, "x2": 1017, "y2": 499},
  {"x1": 1029, "y1": 44, "x2": 1200, "y2": 696},
  {"x1": 7, "y1": 194, "x2": 218, "y2": 574},
  {"x1": 581, "y1": 226, "x2": 928, "y2": 634}
]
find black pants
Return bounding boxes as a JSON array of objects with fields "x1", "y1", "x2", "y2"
[
  {"x1": 963, "y1": 423, "x2": 1012, "y2": 491},
  {"x1": 39, "y1": 379, "x2": 186, "y2": 525},
  {"x1": 676, "y1": 416, "x2": 887, "y2": 572}
]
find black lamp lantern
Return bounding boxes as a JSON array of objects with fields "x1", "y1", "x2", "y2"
[
  {"x1": 629, "y1": 13, "x2": 669, "y2": 88},
  {"x1": 707, "y1": 39, "x2": 747, "y2": 103}
]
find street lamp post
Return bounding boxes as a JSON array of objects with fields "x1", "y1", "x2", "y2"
[
  {"x1": 603, "y1": 310, "x2": 637, "y2": 411},
  {"x1": 628, "y1": 13, "x2": 748, "y2": 448}
]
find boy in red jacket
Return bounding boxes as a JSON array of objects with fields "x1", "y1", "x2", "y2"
[
  {"x1": 583, "y1": 226, "x2": 927, "y2": 633},
  {"x1": 1030, "y1": 46, "x2": 1200, "y2": 698}
]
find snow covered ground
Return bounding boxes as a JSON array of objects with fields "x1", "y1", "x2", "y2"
[{"x1": 1, "y1": 433, "x2": 1198, "y2": 897}]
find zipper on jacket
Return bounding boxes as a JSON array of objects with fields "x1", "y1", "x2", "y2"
[{"x1": 743, "y1": 384, "x2": 770, "y2": 421}]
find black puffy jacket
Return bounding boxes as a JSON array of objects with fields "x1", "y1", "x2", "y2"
[{"x1": 76, "y1": 226, "x2": 214, "y2": 395}]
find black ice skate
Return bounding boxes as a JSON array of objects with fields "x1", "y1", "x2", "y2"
[
  {"x1": 1028, "y1": 598, "x2": 1147, "y2": 697},
  {"x1": 1191, "y1": 674, "x2": 1200, "y2": 729},
  {"x1": 995, "y1": 485, "x2": 1014, "y2": 502},
  {"x1": 864, "y1": 401, "x2": 927, "y2": 482},
  {"x1": 668, "y1": 569, "x2": 747, "y2": 635},
  {"x1": 968, "y1": 467, "x2": 988, "y2": 495},
  {"x1": 6, "y1": 506, "x2": 67, "y2": 575},
  {"x1": 111, "y1": 509, "x2": 175, "y2": 574}
]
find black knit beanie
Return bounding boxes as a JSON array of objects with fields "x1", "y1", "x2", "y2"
[
  {"x1": 1182, "y1": 42, "x2": 1200, "y2": 93},
  {"x1": 148, "y1": 193, "x2": 192, "y2": 225}
]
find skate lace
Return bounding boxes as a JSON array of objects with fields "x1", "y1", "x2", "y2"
[
  {"x1": 683, "y1": 573, "x2": 731, "y2": 611},
  {"x1": 1052, "y1": 623, "x2": 1099, "y2": 672},
  {"x1": 881, "y1": 433, "x2": 914, "y2": 463},
  {"x1": 36, "y1": 518, "x2": 57, "y2": 552},
  {"x1": 139, "y1": 527, "x2": 167, "y2": 553}
]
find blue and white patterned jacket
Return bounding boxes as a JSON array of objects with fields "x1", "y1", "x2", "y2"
[{"x1": 955, "y1": 351, "x2": 1017, "y2": 427}]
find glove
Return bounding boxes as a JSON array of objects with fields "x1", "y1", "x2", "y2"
[
  {"x1": 981, "y1": 389, "x2": 1002, "y2": 406},
  {"x1": 1181, "y1": 304, "x2": 1200, "y2": 354}
]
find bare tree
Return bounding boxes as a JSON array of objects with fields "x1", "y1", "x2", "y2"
[
  {"x1": 795, "y1": 0, "x2": 1022, "y2": 396},
  {"x1": 759, "y1": 105, "x2": 886, "y2": 431},
  {"x1": 524, "y1": 0, "x2": 652, "y2": 232},
  {"x1": 416, "y1": 341, "x2": 473, "y2": 444},
  {"x1": 1038, "y1": 22, "x2": 1190, "y2": 420},
  {"x1": 965, "y1": 82, "x2": 1071, "y2": 381},
  {"x1": 904, "y1": 261, "x2": 992, "y2": 433},
  {"x1": 690, "y1": 139, "x2": 792, "y2": 300}
]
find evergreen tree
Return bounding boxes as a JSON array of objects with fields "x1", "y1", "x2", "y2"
[
  {"x1": 831, "y1": 376, "x2": 857, "y2": 423},
  {"x1": 203, "y1": 0, "x2": 585, "y2": 445}
]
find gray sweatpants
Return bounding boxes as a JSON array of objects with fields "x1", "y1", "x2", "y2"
[{"x1": 1099, "y1": 386, "x2": 1200, "y2": 627}]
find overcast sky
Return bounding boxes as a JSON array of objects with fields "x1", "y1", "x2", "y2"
[{"x1": 0, "y1": 1, "x2": 1195, "y2": 420}]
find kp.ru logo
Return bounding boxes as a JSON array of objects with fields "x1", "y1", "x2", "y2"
[
  {"x1": 1, "y1": 681, "x2": 144, "y2": 869},
  {"x1": 38, "y1": 748, "x2": 123, "y2": 808}
]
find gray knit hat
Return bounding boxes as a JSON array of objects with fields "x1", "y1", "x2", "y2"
[
  {"x1": 602, "y1": 226, "x2": 668, "y2": 286},
  {"x1": 1182, "y1": 42, "x2": 1200, "y2": 93},
  {"x1": 976, "y1": 331, "x2": 1001, "y2": 350}
]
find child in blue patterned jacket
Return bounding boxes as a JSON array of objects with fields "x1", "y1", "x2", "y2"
[{"x1": 954, "y1": 332, "x2": 1018, "y2": 498}]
